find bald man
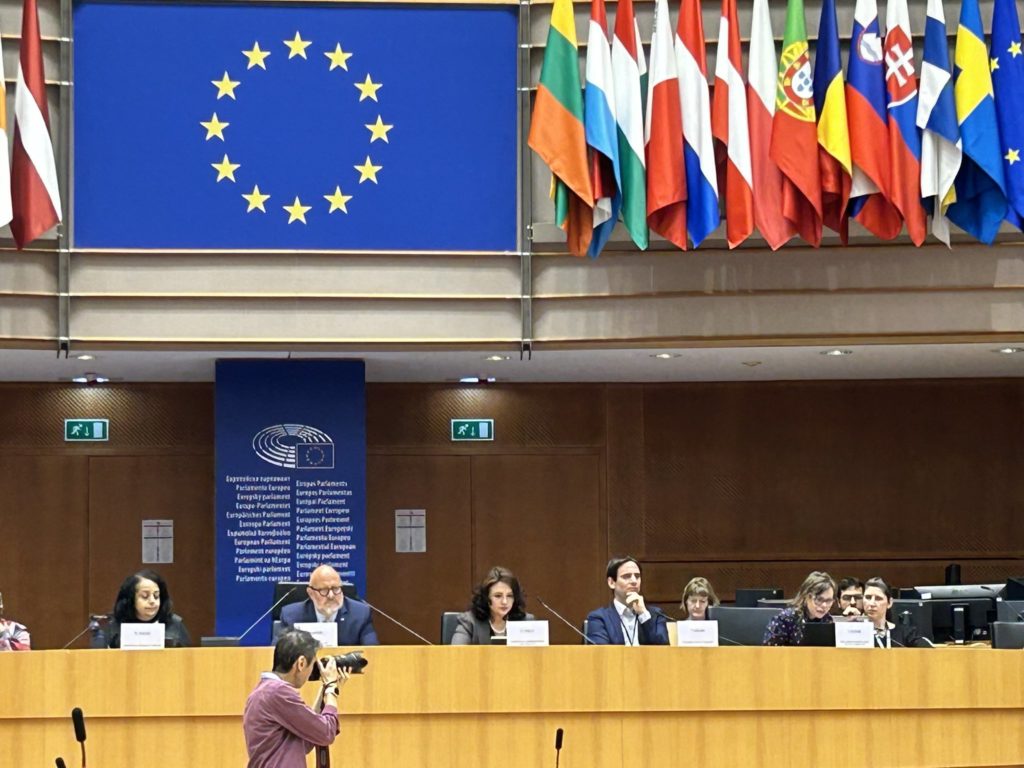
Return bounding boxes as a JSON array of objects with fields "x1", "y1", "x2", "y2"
[{"x1": 280, "y1": 565, "x2": 379, "y2": 646}]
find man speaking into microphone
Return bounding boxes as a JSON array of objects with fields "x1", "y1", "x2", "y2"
[{"x1": 585, "y1": 557, "x2": 669, "y2": 645}]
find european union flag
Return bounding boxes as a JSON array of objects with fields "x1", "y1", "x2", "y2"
[
  {"x1": 296, "y1": 442, "x2": 335, "y2": 469},
  {"x1": 991, "y1": 0, "x2": 1024, "y2": 229},
  {"x1": 73, "y1": 2, "x2": 517, "y2": 251}
]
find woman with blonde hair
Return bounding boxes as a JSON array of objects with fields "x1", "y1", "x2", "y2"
[
  {"x1": 679, "y1": 577, "x2": 719, "y2": 620},
  {"x1": 762, "y1": 571, "x2": 835, "y2": 646}
]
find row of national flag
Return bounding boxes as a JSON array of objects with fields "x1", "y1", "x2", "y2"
[
  {"x1": 0, "y1": 0, "x2": 62, "y2": 250},
  {"x1": 528, "y1": 0, "x2": 1024, "y2": 257}
]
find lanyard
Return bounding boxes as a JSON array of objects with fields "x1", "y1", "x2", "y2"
[{"x1": 620, "y1": 615, "x2": 638, "y2": 646}]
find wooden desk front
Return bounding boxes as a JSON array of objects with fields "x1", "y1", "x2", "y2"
[{"x1": 4, "y1": 645, "x2": 1024, "y2": 767}]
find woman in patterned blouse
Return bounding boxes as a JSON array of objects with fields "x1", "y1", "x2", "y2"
[{"x1": 762, "y1": 571, "x2": 836, "y2": 646}]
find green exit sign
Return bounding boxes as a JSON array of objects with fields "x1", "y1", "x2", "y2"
[
  {"x1": 65, "y1": 419, "x2": 109, "y2": 442},
  {"x1": 451, "y1": 419, "x2": 494, "y2": 441}
]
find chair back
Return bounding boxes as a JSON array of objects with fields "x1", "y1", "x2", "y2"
[{"x1": 441, "y1": 612, "x2": 461, "y2": 645}]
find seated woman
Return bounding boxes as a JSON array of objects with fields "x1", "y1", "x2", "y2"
[
  {"x1": 763, "y1": 571, "x2": 835, "y2": 646},
  {"x1": 92, "y1": 569, "x2": 192, "y2": 648},
  {"x1": 0, "y1": 591, "x2": 30, "y2": 651},
  {"x1": 862, "y1": 576, "x2": 927, "y2": 648},
  {"x1": 451, "y1": 566, "x2": 532, "y2": 645},
  {"x1": 679, "y1": 577, "x2": 719, "y2": 620}
]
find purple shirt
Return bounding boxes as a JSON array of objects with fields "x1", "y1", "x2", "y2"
[{"x1": 243, "y1": 674, "x2": 339, "y2": 768}]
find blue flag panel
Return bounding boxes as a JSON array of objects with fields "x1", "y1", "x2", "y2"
[
  {"x1": 215, "y1": 359, "x2": 366, "y2": 645},
  {"x1": 73, "y1": 2, "x2": 518, "y2": 251}
]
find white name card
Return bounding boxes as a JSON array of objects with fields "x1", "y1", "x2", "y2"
[
  {"x1": 506, "y1": 620, "x2": 549, "y2": 647},
  {"x1": 120, "y1": 622, "x2": 166, "y2": 650},
  {"x1": 296, "y1": 622, "x2": 339, "y2": 648},
  {"x1": 834, "y1": 621, "x2": 874, "y2": 648},
  {"x1": 675, "y1": 620, "x2": 719, "y2": 647}
]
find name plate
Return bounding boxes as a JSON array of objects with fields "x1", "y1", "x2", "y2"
[
  {"x1": 506, "y1": 620, "x2": 549, "y2": 647},
  {"x1": 296, "y1": 621, "x2": 339, "y2": 648},
  {"x1": 120, "y1": 622, "x2": 165, "y2": 650},
  {"x1": 675, "y1": 620, "x2": 719, "y2": 647},
  {"x1": 834, "y1": 621, "x2": 874, "y2": 648}
]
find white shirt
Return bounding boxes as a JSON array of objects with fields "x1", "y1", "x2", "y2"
[
  {"x1": 613, "y1": 599, "x2": 652, "y2": 646},
  {"x1": 315, "y1": 609, "x2": 338, "y2": 623}
]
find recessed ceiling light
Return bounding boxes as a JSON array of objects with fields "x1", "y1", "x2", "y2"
[
  {"x1": 993, "y1": 347, "x2": 1024, "y2": 354},
  {"x1": 459, "y1": 376, "x2": 497, "y2": 384},
  {"x1": 71, "y1": 376, "x2": 88, "y2": 384},
  {"x1": 75, "y1": 354, "x2": 95, "y2": 361},
  {"x1": 821, "y1": 349, "x2": 853, "y2": 356},
  {"x1": 484, "y1": 355, "x2": 510, "y2": 362},
  {"x1": 650, "y1": 353, "x2": 680, "y2": 359}
]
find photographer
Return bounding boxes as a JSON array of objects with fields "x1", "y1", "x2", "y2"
[{"x1": 243, "y1": 628, "x2": 351, "y2": 768}]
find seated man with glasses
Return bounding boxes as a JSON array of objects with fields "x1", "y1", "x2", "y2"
[
  {"x1": 280, "y1": 565, "x2": 379, "y2": 646},
  {"x1": 834, "y1": 577, "x2": 865, "y2": 618},
  {"x1": 763, "y1": 571, "x2": 836, "y2": 646}
]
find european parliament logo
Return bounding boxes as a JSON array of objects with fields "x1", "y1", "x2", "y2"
[
  {"x1": 73, "y1": 1, "x2": 518, "y2": 251},
  {"x1": 253, "y1": 424, "x2": 335, "y2": 469}
]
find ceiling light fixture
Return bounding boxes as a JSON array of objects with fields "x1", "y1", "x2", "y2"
[
  {"x1": 821, "y1": 349, "x2": 853, "y2": 356},
  {"x1": 484, "y1": 355, "x2": 510, "y2": 362},
  {"x1": 651, "y1": 353, "x2": 680, "y2": 359},
  {"x1": 459, "y1": 376, "x2": 497, "y2": 384},
  {"x1": 71, "y1": 372, "x2": 110, "y2": 385},
  {"x1": 75, "y1": 354, "x2": 95, "y2": 361},
  {"x1": 993, "y1": 347, "x2": 1024, "y2": 354}
]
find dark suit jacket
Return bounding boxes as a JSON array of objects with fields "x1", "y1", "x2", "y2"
[
  {"x1": 91, "y1": 613, "x2": 192, "y2": 649},
  {"x1": 585, "y1": 603, "x2": 669, "y2": 645},
  {"x1": 450, "y1": 611, "x2": 536, "y2": 645},
  {"x1": 280, "y1": 598, "x2": 379, "y2": 646}
]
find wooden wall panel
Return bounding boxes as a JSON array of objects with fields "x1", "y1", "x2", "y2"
[
  {"x1": 470, "y1": 453, "x2": 607, "y2": 643},
  {"x1": 0, "y1": 456, "x2": 89, "y2": 650},
  {"x1": 365, "y1": 454, "x2": 473, "y2": 644},
  {"x1": 86, "y1": 456, "x2": 215, "y2": 644}
]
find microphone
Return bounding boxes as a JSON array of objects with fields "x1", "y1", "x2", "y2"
[
  {"x1": 357, "y1": 596, "x2": 434, "y2": 645},
  {"x1": 554, "y1": 727, "x2": 564, "y2": 768},
  {"x1": 535, "y1": 596, "x2": 594, "y2": 644},
  {"x1": 237, "y1": 586, "x2": 302, "y2": 642},
  {"x1": 62, "y1": 614, "x2": 109, "y2": 650},
  {"x1": 55, "y1": 758, "x2": 66, "y2": 768},
  {"x1": 71, "y1": 707, "x2": 87, "y2": 767}
]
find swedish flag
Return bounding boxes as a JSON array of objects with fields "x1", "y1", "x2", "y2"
[
  {"x1": 991, "y1": 0, "x2": 1024, "y2": 228},
  {"x1": 947, "y1": 0, "x2": 1007, "y2": 244}
]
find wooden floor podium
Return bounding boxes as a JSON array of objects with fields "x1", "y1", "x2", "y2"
[{"x1": 4, "y1": 645, "x2": 1024, "y2": 767}]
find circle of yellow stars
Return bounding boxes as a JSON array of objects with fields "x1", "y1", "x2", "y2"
[
  {"x1": 200, "y1": 32, "x2": 395, "y2": 225},
  {"x1": 990, "y1": 39, "x2": 1022, "y2": 170}
]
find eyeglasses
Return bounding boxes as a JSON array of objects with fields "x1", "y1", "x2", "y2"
[
  {"x1": 811, "y1": 595, "x2": 835, "y2": 607},
  {"x1": 311, "y1": 586, "x2": 344, "y2": 597},
  {"x1": 839, "y1": 593, "x2": 864, "y2": 603}
]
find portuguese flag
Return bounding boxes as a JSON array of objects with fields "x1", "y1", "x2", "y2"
[{"x1": 528, "y1": 0, "x2": 594, "y2": 257}]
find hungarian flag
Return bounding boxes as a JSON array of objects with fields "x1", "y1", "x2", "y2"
[
  {"x1": 884, "y1": 0, "x2": 927, "y2": 245},
  {"x1": 813, "y1": 0, "x2": 852, "y2": 243},
  {"x1": 612, "y1": 0, "x2": 648, "y2": 249},
  {"x1": 644, "y1": 0, "x2": 687, "y2": 249},
  {"x1": 674, "y1": 0, "x2": 719, "y2": 247},
  {"x1": 528, "y1": 0, "x2": 593, "y2": 257},
  {"x1": 747, "y1": 0, "x2": 793, "y2": 250},
  {"x1": 584, "y1": 0, "x2": 621, "y2": 258},
  {"x1": 11, "y1": 0, "x2": 62, "y2": 249},
  {"x1": 770, "y1": 0, "x2": 822, "y2": 246},
  {"x1": 711, "y1": 0, "x2": 753, "y2": 247}
]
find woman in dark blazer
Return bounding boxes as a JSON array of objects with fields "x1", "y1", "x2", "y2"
[
  {"x1": 862, "y1": 577, "x2": 928, "y2": 648},
  {"x1": 451, "y1": 566, "x2": 532, "y2": 645},
  {"x1": 92, "y1": 569, "x2": 192, "y2": 648}
]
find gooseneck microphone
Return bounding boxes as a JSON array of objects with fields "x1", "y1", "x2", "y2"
[
  {"x1": 535, "y1": 596, "x2": 594, "y2": 644},
  {"x1": 554, "y1": 727, "x2": 564, "y2": 768},
  {"x1": 62, "y1": 615, "x2": 109, "y2": 650},
  {"x1": 237, "y1": 586, "x2": 301, "y2": 643},
  {"x1": 357, "y1": 597, "x2": 434, "y2": 645},
  {"x1": 71, "y1": 707, "x2": 87, "y2": 768}
]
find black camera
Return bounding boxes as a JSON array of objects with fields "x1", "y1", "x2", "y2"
[{"x1": 310, "y1": 650, "x2": 368, "y2": 679}]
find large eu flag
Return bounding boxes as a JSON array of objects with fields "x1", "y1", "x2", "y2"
[{"x1": 73, "y1": 2, "x2": 518, "y2": 251}]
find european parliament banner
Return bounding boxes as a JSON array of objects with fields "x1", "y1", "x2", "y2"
[
  {"x1": 72, "y1": 1, "x2": 517, "y2": 251},
  {"x1": 215, "y1": 360, "x2": 366, "y2": 645}
]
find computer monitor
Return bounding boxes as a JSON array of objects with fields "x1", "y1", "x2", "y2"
[
  {"x1": 271, "y1": 581, "x2": 359, "y2": 621},
  {"x1": 1004, "y1": 577, "x2": 1024, "y2": 601},
  {"x1": 756, "y1": 598, "x2": 789, "y2": 609},
  {"x1": 995, "y1": 599, "x2": 1024, "y2": 623},
  {"x1": 734, "y1": 588, "x2": 783, "y2": 608},
  {"x1": 708, "y1": 605, "x2": 782, "y2": 646},
  {"x1": 906, "y1": 583, "x2": 1004, "y2": 600},
  {"x1": 890, "y1": 599, "x2": 934, "y2": 642},
  {"x1": 928, "y1": 598, "x2": 994, "y2": 643},
  {"x1": 799, "y1": 622, "x2": 836, "y2": 647}
]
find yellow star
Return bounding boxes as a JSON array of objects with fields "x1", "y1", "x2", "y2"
[
  {"x1": 991, "y1": 56, "x2": 1000, "y2": 72},
  {"x1": 242, "y1": 185, "x2": 270, "y2": 213},
  {"x1": 242, "y1": 42, "x2": 271, "y2": 70},
  {"x1": 365, "y1": 115, "x2": 393, "y2": 143},
  {"x1": 200, "y1": 113, "x2": 229, "y2": 141},
  {"x1": 283, "y1": 196, "x2": 312, "y2": 224},
  {"x1": 325, "y1": 44, "x2": 353, "y2": 71},
  {"x1": 1006, "y1": 148, "x2": 1021, "y2": 165},
  {"x1": 211, "y1": 72, "x2": 240, "y2": 100},
  {"x1": 354, "y1": 74, "x2": 382, "y2": 102},
  {"x1": 324, "y1": 186, "x2": 353, "y2": 213},
  {"x1": 354, "y1": 156, "x2": 382, "y2": 184},
  {"x1": 1010, "y1": 41, "x2": 1023, "y2": 58},
  {"x1": 212, "y1": 154, "x2": 240, "y2": 182},
  {"x1": 284, "y1": 32, "x2": 312, "y2": 60}
]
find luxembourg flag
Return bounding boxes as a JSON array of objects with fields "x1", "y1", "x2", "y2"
[
  {"x1": 845, "y1": 0, "x2": 902, "y2": 240},
  {"x1": 746, "y1": 0, "x2": 793, "y2": 250},
  {"x1": 916, "y1": 0, "x2": 962, "y2": 246},
  {"x1": 584, "y1": 0, "x2": 621, "y2": 257},
  {"x1": 711, "y1": 0, "x2": 754, "y2": 247},
  {"x1": 674, "y1": 0, "x2": 719, "y2": 247},
  {"x1": 884, "y1": 0, "x2": 927, "y2": 245},
  {"x1": 644, "y1": 0, "x2": 687, "y2": 249},
  {"x1": 612, "y1": 0, "x2": 648, "y2": 249}
]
